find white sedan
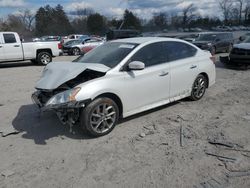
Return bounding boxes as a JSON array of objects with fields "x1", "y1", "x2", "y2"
[{"x1": 32, "y1": 37, "x2": 216, "y2": 137}]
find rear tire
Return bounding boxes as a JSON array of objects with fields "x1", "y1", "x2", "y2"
[
  {"x1": 80, "y1": 97, "x2": 119, "y2": 137},
  {"x1": 190, "y1": 74, "x2": 207, "y2": 101},
  {"x1": 37, "y1": 52, "x2": 52, "y2": 65}
]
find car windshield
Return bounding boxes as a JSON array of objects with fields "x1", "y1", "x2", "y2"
[
  {"x1": 76, "y1": 42, "x2": 138, "y2": 68},
  {"x1": 79, "y1": 35, "x2": 89, "y2": 40},
  {"x1": 196, "y1": 34, "x2": 217, "y2": 41}
]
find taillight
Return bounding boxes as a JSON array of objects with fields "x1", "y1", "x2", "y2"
[
  {"x1": 210, "y1": 56, "x2": 216, "y2": 64},
  {"x1": 58, "y1": 43, "x2": 62, "y2": 49}
]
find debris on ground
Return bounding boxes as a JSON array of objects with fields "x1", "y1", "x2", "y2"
[
  {"x1": 180, "y1": 125, "x2": 184, "y2": 147},
  {"x1": 177, "y1": 115, "x2": 189, "y2": 121},
  {"x1": 208, "y1": 138, "x2": 242, "y2": 148},
  {"x1": 205, "y1": 150, "x2": 237, "y2": 162},
  {"x1": 139, "y1": 133, "x2": 146, "y2": 138},
  {"x1": 0, "y1": 127, "x2": 20, "y2": 137},
  {"x1": 194, "y1": 176, "x2": 229, "y2": 188},
  {"x1": 227, "y1": 171, "x2": 250, "y2": 178},
  {"x1": 1, "y1": 170, "x2": 15, "y2": 178},
  {"x1": 242, "y1": 115, "x2": 250, "y2": 121}
]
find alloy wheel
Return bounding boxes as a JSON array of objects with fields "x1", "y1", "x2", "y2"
[
  {"x1": 89, "y1": 103, "x2": 116, "y2": 134},
  {"x1": 40, "y1": 54, "x2": 51, "y2": 65},
  {"x1": 193, "y1": 76, "x2": 206, "y2": 99}
]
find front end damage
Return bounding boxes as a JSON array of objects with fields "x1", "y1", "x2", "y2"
[
  {"x1": 31, "y1": 62, "x2": 109, "y2": 131},
  {"x1": 32, "y1": 90, "x2": 90, "y2": 131}
]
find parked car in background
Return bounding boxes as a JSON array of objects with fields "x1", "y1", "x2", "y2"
[
  {"x1": 81, "y1": 37, "x2": 104, "y2": 54},
  {"x1": 178, "y1": 33, "x2": 201, "y2": 43},
  {"x1": 63, "y1": 37, "x2": 104, "y2": 55},
  {"x1": 32, "y1": 37, "x2": 215, "y2": 137},
  {"x1": 40, "y1": 36, "x2": 61, "y2": 41},
  {"x1": 106, "y1": 29, "x2": 141, "y2": 41},
  {"x1": 220, "y1": 36, "x2": 250, "y2": 69},
  {"x1": 0, "y1": 32, "x2": 62, "y2": 65},
  {"x1": 192, "y1": 32, "x2": 234, "y2": 54},
  {"x1": 63, "y1": 34, "x2": 87, "y2": 43}
]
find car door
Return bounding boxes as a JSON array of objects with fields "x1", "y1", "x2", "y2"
[
  {"x1": 2, "y1": 33, "x2": 23, "y2": 60},
  {"x1": 0, "y1": 34, "x2": 5, "y2": 61},
  {"x1": 121, "y1": 42, "x2": 170, "y2": 113},
  {"x1": 166, "y1": 42, "x2": 199, "y2": 101}
]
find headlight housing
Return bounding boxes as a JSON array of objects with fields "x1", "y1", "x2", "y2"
[{"x1": 46, "y1": 87, "x2": 81, "y2": 106}]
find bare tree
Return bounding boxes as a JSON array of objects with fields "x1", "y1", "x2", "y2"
[
  {"x1": 236, "y1": 0, "x2": 244, "y2": 24},
  {"x1": 219, "y1": 0, "x2": 233, "y2": 24},
  {"x1": 244, "y1": 0, "x2": 250, "y2": 21},
  {"x1": 17, "y1": 9, "x2": 35, "y2": 31},
  {"x1": 182, "y1": 4, "x2": 197, "y2": 28}
]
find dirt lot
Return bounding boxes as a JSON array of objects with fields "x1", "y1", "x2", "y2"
[{"x1": 0, "y1": 55, "x2": 249, "y2": 188}]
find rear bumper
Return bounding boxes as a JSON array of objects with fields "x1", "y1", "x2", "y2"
[{"x1": 229, "y1": 54, "x2": 250, "y2": 64}]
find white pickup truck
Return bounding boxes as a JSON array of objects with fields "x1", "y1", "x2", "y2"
[{"x1": 0, "y1": 32, "x2": 62, "y2": 65}]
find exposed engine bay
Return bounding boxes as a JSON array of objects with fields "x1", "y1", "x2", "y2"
[
  {"x1": 35, "y1": 69, "x2": 105, "y2": 106},
  {"x1": 32, "y1": 68, "x2": 106, "y2": 131}
]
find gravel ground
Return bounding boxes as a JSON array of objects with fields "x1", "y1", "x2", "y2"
[{"x1": 0, "y1": 54, "x2": 249, "y2": 188}]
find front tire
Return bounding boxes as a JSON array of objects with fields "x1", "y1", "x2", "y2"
[
  {"x1": 37, "y1": 52, "x2": 52, "y2": 65},
  {"x1": 190, "y1": 74, "x2": 207, "y2": 101},
  {"x1": 80, "y1": 97, "x2": 119, "y2": 137},
  {"x1": 72, "y1": 48, "x2": 80, "y2": 56}
]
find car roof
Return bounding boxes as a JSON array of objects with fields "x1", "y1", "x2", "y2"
[{"x1": 112, "y1": 37, "x2": 187, "y2": 44}]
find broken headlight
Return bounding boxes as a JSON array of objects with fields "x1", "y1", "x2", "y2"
[{"x1": 45, "y1": 87, "x2": 81, "y2": 106}]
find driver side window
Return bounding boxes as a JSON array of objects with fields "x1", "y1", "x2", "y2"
[{"x1": 130, "y1": 42, "x2": 168, "y2": 67}]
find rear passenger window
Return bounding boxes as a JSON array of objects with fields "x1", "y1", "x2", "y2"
[
  {"x1": 131, "y1": 42, "x2": 168, "y2": 67},
  {"x1": 165, "y1": 42, "x2": 197, "y2": 61},
  {"x1": 3, "y1": 34, "x2": 16, "y2": 43}
]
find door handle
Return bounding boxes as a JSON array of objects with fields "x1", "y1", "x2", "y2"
[
  {"x1": 0, "y1": 46, "x2": 2, "y2": 48},
  {"x1": 190, "y1": 65, "x2": 197, "y2": 69},
  {"x1": 159, "y1": 71, "x2": 169, "y2": 76},
  {"x1": 14, "y1": 45, "x2": 20, "y2": 47}
]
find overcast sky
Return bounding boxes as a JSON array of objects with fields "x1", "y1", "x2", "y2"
[{"x1": 0, "y1": 0, "x2": 221, "y2": 19}]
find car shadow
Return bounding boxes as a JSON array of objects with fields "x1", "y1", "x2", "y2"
[
  {"x1": 12, "y1": 104, "x2": 92, "y2": 145},
  {"x1": 0, "y1": 61, "x2": 36, "y2": 68}
]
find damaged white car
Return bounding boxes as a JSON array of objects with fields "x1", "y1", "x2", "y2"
[{"x1": 32, "y1": 37, "x2": 216, "y2": 137}]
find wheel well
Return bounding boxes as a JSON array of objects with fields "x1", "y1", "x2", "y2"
[
  {"x1": 36, "y1": 49, "x2": 52, "y2": 57},
  {"x1": 200, "y1": 72, "x2": 209, "y2": 88},
  {"x1": 96, "y1": 93, "x2": 123, "y2": 118}
]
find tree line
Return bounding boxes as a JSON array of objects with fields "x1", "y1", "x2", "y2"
[{"x1": 1, "y1": 1, "x2": 250, "y2": 38}]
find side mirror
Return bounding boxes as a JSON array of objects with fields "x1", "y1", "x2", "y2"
[
  {"x1": 215, "y1": 38, "x2": 220, "y2": 42},
  {"x1": 128, "y1": 61, "x2": 145, "y2": 70}
]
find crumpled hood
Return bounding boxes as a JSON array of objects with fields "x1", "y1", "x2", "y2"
[
  {"x1": 233, "y1": 43, "x2": 250, "y2": 50},
  {"x1": 36, "y1": 62, "x2": 110, "y2": 90}
]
